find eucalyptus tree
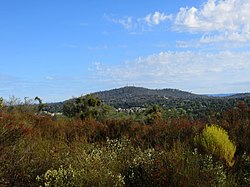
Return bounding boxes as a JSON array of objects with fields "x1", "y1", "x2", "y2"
[
  {"x1": 35, "y1": 96, "x2": 45, "y2": 112},
  {"x1": 63, "y1": 94, "x2": 109, "y2": 120},
  {"x1": 0, "y1": 97, "x2": 3, "y2": 110}
]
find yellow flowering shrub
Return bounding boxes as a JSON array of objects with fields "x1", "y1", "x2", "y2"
[{"x1": 195, "y1": 124, "x2": 236, "y2": 166}]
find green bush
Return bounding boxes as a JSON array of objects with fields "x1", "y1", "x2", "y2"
[
  {"x1": 200, "y1": 154, "x2": 227, "y2": 186},
  {"x1": 167, "y1": 144, "x2": 228, "y2": 187},
  {"x1": 195, "y1": 124, "x2": 236, "y2": 166},
  {"x1": 36, "y1": 165, "x2": 76, "y2": 187},
  {"x1": 241, "y1": 153, "x2": 250, "y2": 185},
  {"x1": 234, "y1": 152, "x2": 250, "y2": 186}
]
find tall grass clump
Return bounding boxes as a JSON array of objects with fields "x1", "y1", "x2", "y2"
[{"x1": 195, "y1": 124, "x2": 236, "y2": 166}]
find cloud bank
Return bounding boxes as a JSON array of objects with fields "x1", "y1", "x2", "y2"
[
  {"x1": 99, "y1": 0, "x2": 250, "y2": 93},
  {"x1": 107, "y1": 0, "x2": 250, "y2": 43},
  {"x1": 93, "y1": 51, "x2": 250, "y2": 93},
  {"x1": 174, "y1": 0, "x2": 250, "y2": 42}
]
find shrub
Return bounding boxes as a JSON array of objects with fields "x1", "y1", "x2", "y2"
[
  {"x1": 195, "y1": 124, "x2": 236, "y2": 166},
  {"x1": 241, "y1": 153, "x2": 250, "y2": 185},
  {"x1": 165, "y1": 143, "x2": 230, "y2": 186},
  {"x1": 222, "y1": 102, "x2": 250, "y2": 154},
  {"x1": 200, "y1": 154, "x2": 227, "y2": 186},
  {"x1": 234, "y1": 152, "x2": 250, "y2": 186},
  {"x1": 67, "y1": 137, "x2": 128, "y2": 186},
  {"x1": 122, "y1": 147, "x2": 157, "y2": 186},
  {"x1": 36, "y1": 165, "x2": 76, "y2": 187}
]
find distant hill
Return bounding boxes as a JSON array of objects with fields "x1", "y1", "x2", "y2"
[
  {"x1": 92, "y1": 86, "x2": 207, "y2": 108},
  {"x1": 205, "y1": 93, "x2": 250, "y2": 98},
  {"x1": 205, "y1": 93, "x2": 235, "y2": 97},
  {"x1": 44, "y1": 87, "x2": 250, "y2": 111},
  {"x1": 227, "y1": 93, "x2": 250, "y2": 99}
]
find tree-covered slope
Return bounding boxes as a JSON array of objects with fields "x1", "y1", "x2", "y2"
[{"x1": 92, "y1": 86, "x2": 207, "y2": 108}]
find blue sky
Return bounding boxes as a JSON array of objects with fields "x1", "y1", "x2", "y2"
[{"x1": 1, "y1": 0, "x2": 250, "y2": 102}]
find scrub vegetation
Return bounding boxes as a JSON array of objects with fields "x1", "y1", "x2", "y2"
[{"x1": 0, "y1": 94, "x2": 250, "y2": 187}]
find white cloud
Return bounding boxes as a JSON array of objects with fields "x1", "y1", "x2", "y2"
[
  {"x1": 105, "y1": 14, "x2": 134, "y2": 29},
  {"x1": 176, "y1": 40, "x2": 201, "y2": 48},
  {"x1": 143, "y1": 11, "x2": 172, "y2": 26},
  {"x1": 105, "y1": 12, "x2": 171, "y2": 30},
  {"x1": 174, "y1": 0, "x2": 250, "y2": 42},
  {"x1": 105, "y1": 0, "x2": 250, "y2": 42},
  {"x1": 92, "y1": 51, "x2": 250, "y2": 93},
  {"x1": 114, "y1": 16, "x2": 133, "y2": 29}
]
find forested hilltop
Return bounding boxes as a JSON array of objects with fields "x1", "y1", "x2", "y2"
[
  {"x1": 93, "y1": 86, "x2": 207, "y2": 107},
  {"x1": 93, "y1": 86, "x2": 250, "y2": 108},
  {"x1": 45, "y1": 87, "x2": 250, "y2": 118}
]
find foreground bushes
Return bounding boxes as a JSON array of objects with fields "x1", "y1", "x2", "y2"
[{"x1": 1, "y1": 106, "x2": 250, "y2": 186}]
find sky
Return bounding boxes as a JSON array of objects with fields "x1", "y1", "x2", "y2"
[{"x1": 1, "y1": 0, "x2": 250, "y2": 102}]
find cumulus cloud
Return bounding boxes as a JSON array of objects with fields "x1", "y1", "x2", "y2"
[
  {"x1": 143, "y1": 11, "x2": 172, "y2": 26},
  {"x1": 92, "y1": 51, "x2": 250, "y2": 93},
  {"x1": 105, "y1": 0, "x2": 250, "y2": 42},
  {"x1": 174, "y1": 0, "x2": 250, "y2": 42},
  {"x1": 105, "y1": 11, "x2": 172, "y2": 30}
]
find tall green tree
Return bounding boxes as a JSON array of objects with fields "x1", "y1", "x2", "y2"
[
  {"x1": 0, "y1": 97, "x2": 3, "y2": 110},
  {"x1": 63, "y1": 94, "x2": 107, "y2": 120},
  {"x1": 145, "y1": 104, "x2": 163, "y2": 123},
  {"x1": 75, "y1": 94, "x2": 102, "y2": 120},
  {"x1": 35, "y1": 96, "x2": 44, "y2": 112}
]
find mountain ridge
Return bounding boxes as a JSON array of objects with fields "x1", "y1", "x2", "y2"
[
  {"x1": 93, "y1": 86, "x2": 206, "y2": 99},
  {"x1": 92, "y1": 86, "x2": 208, "y2": 108},
  {"x1": 44, "y1": 86, "x2": 250, "y2": 112}
]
